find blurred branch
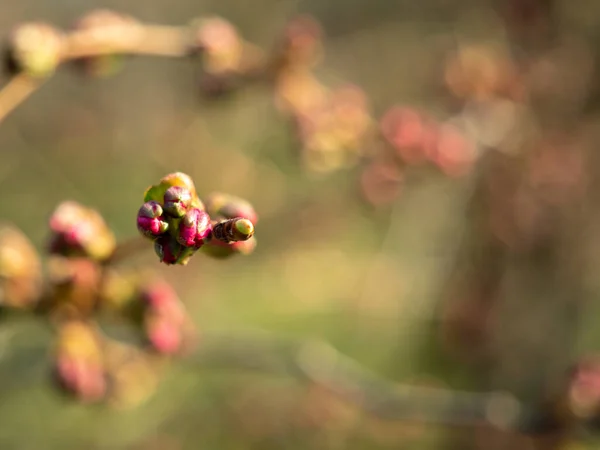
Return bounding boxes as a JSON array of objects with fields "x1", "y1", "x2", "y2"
[
  {"x1": 0, "y1": 74, "x2": 44, "y2": 123},
  {"x1": 186, "y1": 330, "x2": 558, "y2": 433},
  {"x1": 63, "y1": 24, "x2": 190, "y2": 59}
]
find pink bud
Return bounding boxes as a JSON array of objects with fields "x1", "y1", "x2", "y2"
[
  {"x1": 137, "y1": 201, "x2": 169, "y2": 238},
  {"x1": 177, "y1": 208, "x2": 212, "y2": 248},
  {"x1": 146, "y1": 318, "x2": 182, "y2": 355}
]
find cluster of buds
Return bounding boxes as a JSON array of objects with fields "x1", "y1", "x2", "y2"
[
  {"x1": 380, "y1": 107, "x2": 477, "y2": 177},
  {"x1": 358, "y1": 106, "x2": 477, "y2": 208},
  {"x1": 137, "y1": 172, "x2": 257, "y2": 265},
  {"x1": 272, "y1": 17, "x2": 374, "y2": 173}
]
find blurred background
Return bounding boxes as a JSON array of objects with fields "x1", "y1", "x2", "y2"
[{"x1": 1, "y1": 0, "x2": 600, "y2": 448}]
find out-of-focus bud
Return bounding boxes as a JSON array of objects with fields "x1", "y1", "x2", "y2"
[
  {"x1": 49, "y1": 201, "x2": 116, "y2": 262},
  {"x1": 139, "y1": 279, "x2": 185, "y2": 322},
  {"x1": 46, "y1": 257, "x2": 101, "y2": 320},
  {"x1": 71, "y1": 10, "x2": 140, "y2": 77},
  {"x1": 567, "y1": 357, "x2": 600, "y2": 422},
  {"x1": 359, "y1": 160, "x2": 404, "y2": 208},
  {"x1": 4, "y1": 22, "x2": 65, "y2": 77},
  {"x1": 273, "y1": 15, "x2": 323, "y2": 71},
  {"x1": 0, "y1": 223, "x2": 42, "y2": 309},
  {"x1": 103, "y1": 339, "x2": 161, "y2": 409},
  {"x1": 137, "y1": 201, "x2": 169, "y2": 239},
  {"x1": 428, "y1": 123, "x2": 477, "y2": 177},
  {"x1": 443, "y1": 43, "x2": 520, "y2": 102},
  {"x1": 380, "y1": 107, "x2": 430, "y2": 164},
  {"x1": 145, "y1": 314, "x2": 183, "y2": 355},
  {"x1": 190, "y1": 16, "x2": 243, "y2": 75},
  {"x1": 154, "y1": 235, "x2": 195, "y2": 266},
  {"x1": 178, "y1": 208, "x2": 212, "y2": 248},
  {"x1": 293, "y1": 84, "x2": 372, "y2": 173},
  {"x1": 98, "y1": 268, "x2": 137, "y2": 313},
  {"x1": 274, "y1": 68, "x2": 328, "y2": 116},
  {"x1": 54, "y1": 321, "x2": 106, "y2": 403},
  {"x1": 163, "y1": 186, "x2": 193, "y2": 218},
  {"x1": 204, "y1": 192, "x2": 258, "y2": 225},
  {"x1": 212, "y1": 217, "x2": 254, "y2": 243},
  {"x1": 202, "y1": 235, "x2": 257, "y2": 259}
]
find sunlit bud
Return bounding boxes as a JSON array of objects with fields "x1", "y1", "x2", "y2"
[
  {"x1": 0, "y1": 223, "x2": 42, "y2": 309},
  {"x1": 5, "y1": 22, "x2": 65, "y2": 77},
  {"x1": 177, "y1": 208, "x2": 212, "y2": 248},
  {"x1": 137, "y1": 201, "x2": 169, "y2": 239},
  {"x1": 163, "y1": 186, "x2": 193, "y2": 218},
  {"x1": 211, "y1": 217, "x2": 254, "y2": 243},
  {"x1": 48, "y1": 201, "x2": 116, "y2": 262}
]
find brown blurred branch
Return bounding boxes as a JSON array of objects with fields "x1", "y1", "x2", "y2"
[{"x1": 0, "y1": 74, "x2": 45, "y2": 123}]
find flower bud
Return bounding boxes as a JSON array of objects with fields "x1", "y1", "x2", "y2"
[
  {"x1": 274, "y1": 15, "x2": 323, "y2": 71},
  {"x1": 5, "y1": 22, "x2": 65, "y2": 77},
  {"x1": 212, "y1": 217, "x2": 254, "y2": 243},
  {"x1": 178, "y1": 208, "x2": 212, "y2": 248},
  {"x1": 203, "y1": 192, "x2": 258, "y2": 225},
  {"x1": 49, "y1": 201, "x2": 116, "y2": 261},
  {"x1": 163, "y1": 186, "x2": 192, "y2": 218},
  {"x1": 145, "y1": 315, "x2": 183, "y2": 355},
  {"x1": 54, "y1": 321, "x2": 106, "y2": 402},
  {"x1": 154, "y1": 236, "x2": 195, "y2": 265},
  {"x1": 137, "y1": 201, "x2": 169, "y2": 239},
  {"x1": 139, "y1": 280, "x2": 185, "y2": 322},
  {"x1": 0, "y1": 223, "x2": 42, "y2": 309},
  {"x1": 55, "y1": 355, "x2": 107, "y2": 403}
]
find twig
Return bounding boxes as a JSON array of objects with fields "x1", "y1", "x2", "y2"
[{"x1": 0, "y1": 74, "x2": 44, "y2": 123}]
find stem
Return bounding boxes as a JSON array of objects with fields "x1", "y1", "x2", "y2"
[{"x1": 0, "y1": 74, "x2": 44, "y2": 123}]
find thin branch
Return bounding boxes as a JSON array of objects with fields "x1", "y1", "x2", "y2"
[{"x1": 0, "y1": 74, "x2": 44, "y2": 123}]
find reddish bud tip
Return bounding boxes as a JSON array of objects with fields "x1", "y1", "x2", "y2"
[
  {"x1": 178, "y1": 208, "x2": 212, "y2": 248},
  {"x1": 163, "y1": 186, "x2": 193, "y2": 218},
  {"x1": 137, "y1": 201, "x2": 169, "y2": 238}
]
